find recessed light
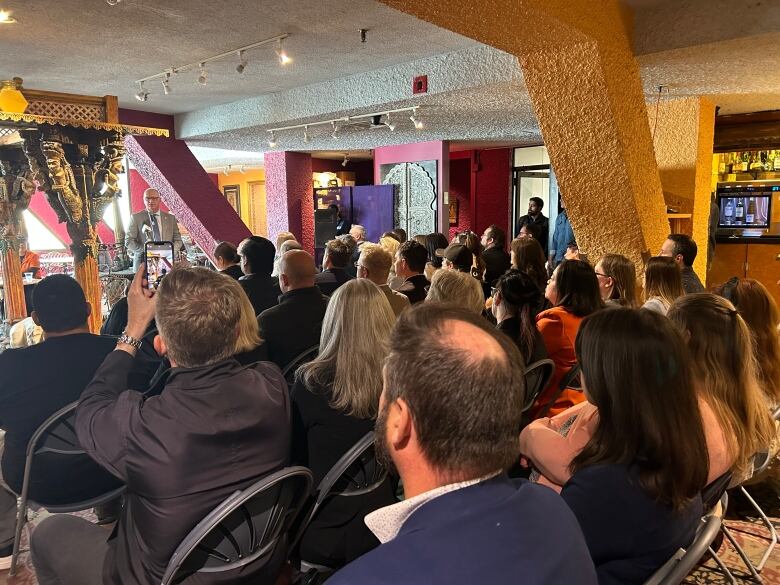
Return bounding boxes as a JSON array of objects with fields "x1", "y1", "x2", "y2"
[{"x1": 0, "y1": 10, "x2": 17, "y2": 24}]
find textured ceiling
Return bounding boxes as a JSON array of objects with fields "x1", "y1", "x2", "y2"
[{"x1": 0, "y1": 0, "x2": 479, "y2": 114}]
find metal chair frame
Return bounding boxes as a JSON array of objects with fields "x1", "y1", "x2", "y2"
[
  {"x1": 161, "y1": 466, "x2": 313, "y2": 585},
  {"x1": 522, "y1": 359, "x2": 555, "y2": 413},
  {"x1": 9, "y1": 401, "x2": 126, "y2": 576},
  {"x1": 281, "y1": 345, "x2": 320, "y2": 386}
]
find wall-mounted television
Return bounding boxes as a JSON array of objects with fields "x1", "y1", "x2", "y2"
[{"x1": 717, "y1": 185, "x2": 775, "y2": 229}]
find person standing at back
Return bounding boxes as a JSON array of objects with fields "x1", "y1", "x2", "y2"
[
  {"x1": 259, "y1": 250, "x2": 330, "y2": 370},
  {"x1": 212, "y1": 241, "x2": 243, "y2": 280},
  {"x1": 238, "y1": 236, "x2": 281, "y2": 316},
  {"x1": 31, "y1": 266, "x2": 290, "y2": 585},
  {"x1": 394, "y1": 240, "x2": 429, "y2": 304},
  {"x1": 659, "y1": 233, "x2": 704, "y2": 294},
  {"x1": 480, "y1": 224, "x2": 510, "y2": 285},
  {"x1": 515, "y1": 197, "x2": 550, "y2": 256},
  {"x1": 315, "y1": 238, "x2": 354, "y2": 296},
  {"x1": 328, "y1": 303, "x2": 597, "y2": 585},
  {"x1": 549, "y1": 196, "x2": 574, "y2": 273},
  {"x1": 357, "y1": 244, "x2": 410, "y2": 317}
]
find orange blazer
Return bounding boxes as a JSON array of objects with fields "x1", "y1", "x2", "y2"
[
  {"x1": 529, "y1": 306, "x2": 585, "y2": 419},
  {"x1": 20, "y1": 250, "x2": 40, "y2": 273}
]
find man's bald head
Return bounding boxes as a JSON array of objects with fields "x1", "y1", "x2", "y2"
[
  {"x1": 380, "y1": 303, "x2": 525, "y2": 480},
  {"x1": 143, "y1": 188, "x2": 161, "y2": 213},
  {"x1": 279, "y1": 249, "x2": 316, "y2": 292}
]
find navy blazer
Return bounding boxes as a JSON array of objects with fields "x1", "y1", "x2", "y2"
[{"x1": 329, "y1": 474, "x2": 597, "y2": 585}]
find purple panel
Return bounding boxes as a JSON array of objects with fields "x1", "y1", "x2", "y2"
[{"x1": 352, "y1": 185, "x2": 395, "y2": 243}]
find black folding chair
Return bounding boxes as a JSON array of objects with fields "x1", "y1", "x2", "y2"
[
  {"x1": 281, "y1": 345, "x2": 320, "y2": 387},
  {"x1": 161, "y1": 466, "x2": 313, "y2": 585},
  {"x1": 643, "y1": 493, "x2": 728, "y2": 585},
  {"x1": 291, "y1": 432, "x2": 389, "y2": 584},
  {"x1": 533, "y1": 363, "x2": 582, "y2": 420},
  {"x1": 9, "y1": 401, "x2": 126, "y2": 576},
  {"x1": 522, "y1": 359, "x2": 555, "y2": 413}
]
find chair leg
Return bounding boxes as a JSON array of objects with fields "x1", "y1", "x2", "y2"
[
  {"x1": 9, "y1": 496, "x2": 27, "y2": 577},
  {"x1": 739, "y1": 486, "x2": 778, "y2": 572},
  {"x1": 721, "y1": 525, "x2": 763, "y2": 583},
  {"x1": 708, "y1": 546, "x2": 738, "y2": 585}
]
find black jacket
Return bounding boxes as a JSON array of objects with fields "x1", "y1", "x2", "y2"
[
  {"x1": 482, "y1": 247, "x2": 511, "y2": 285},
  {"x1": 397, "y1": 274, "x2": 429, "y2": 304},
  {"x1": 258, "y1": 287, "x2": 330, "y2": 370},
  {"x1": 239, "y1": 273, "x2": 281, "y2": 316},
  {"x1": 221, "y1": 264, "x2": 244, "y2": 281},
  {"x1": 76, "y1": 351, "x2": 290, "y2": 585},
  {"x1": 315, "y1": 268, "x2": 354, "y2": 296}
]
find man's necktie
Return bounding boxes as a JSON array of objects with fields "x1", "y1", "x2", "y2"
[{"x1": 150, "y1": 214, "x2": 162, "y2": 241}]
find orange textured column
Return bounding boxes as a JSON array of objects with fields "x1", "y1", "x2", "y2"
[
  {"x1": 74, "y1": 254, "x2": 102, "y2": 333},
  {"x1": 0, "y1": 246, "x2": 26, "y2": 322},
  {"x1": 379, "y1": 0, "x2": 670, "y2": 267}
]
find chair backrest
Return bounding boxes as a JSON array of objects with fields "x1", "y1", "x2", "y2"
[
  {"x1": 290, "y1": 432, "x2": 388, "y2": 551},
  {"x1": 522, "y1": 359, "x2": 555, "y2": 412},
  {"x1": 642, "y1": 493, "x2": 725, "y2": 585},
  {"x1": 281, "y1": 345, "x2": 319, "y2": 386},
  {"x1": 26, "y1": 401, "x2": 84, "y2": 459},
  {"x1": 161, "y1": 466, "x2": 313, "y2": 585}
]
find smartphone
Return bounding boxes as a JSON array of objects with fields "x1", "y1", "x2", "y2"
[{"x1": 144, "y1": 241, "x2": 174, "y2": 290}]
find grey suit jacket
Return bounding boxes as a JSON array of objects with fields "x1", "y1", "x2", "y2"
[{"x1": 126, "y1": 210, "x2": 183, "y2": 270}]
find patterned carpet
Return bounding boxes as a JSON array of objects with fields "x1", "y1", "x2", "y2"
[{"x1": 1, "y1": 487, "x2": 777, "y2": 584}]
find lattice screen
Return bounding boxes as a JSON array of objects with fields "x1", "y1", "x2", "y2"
[{"x1": 26, "y1": 99, "x2": 105, "y2": 122}]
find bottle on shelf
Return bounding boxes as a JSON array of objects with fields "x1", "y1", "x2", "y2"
[
  {"x1": 750, "y1": 151, "x2": 763, "y2": 171},
  {"x1": 718, "y1": 154, "x2": 726, "y2": 174},
  {"x1": 724, "y1": 198, "x2": 734, "y2": 225},
  {"x1": 735, "y1": 198, "x2": 745, "y2": 223},
  {"x1": 746, "y1": 197, "x2": 756, "y2": 224},
  {"x1": 774, "y1": 150, "x2": 780, "y2": 171},
  {"x1": 762, "y1": 151, "x2": 772, "y2": 171}
]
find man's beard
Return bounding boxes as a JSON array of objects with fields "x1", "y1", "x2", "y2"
[{"x1": 374, "y1": 403, "x2": 398, "y2": 477}]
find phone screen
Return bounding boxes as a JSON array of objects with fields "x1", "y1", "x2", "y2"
[{"x1": 145, "y1": 241, "x2": 174, "y2": 290}]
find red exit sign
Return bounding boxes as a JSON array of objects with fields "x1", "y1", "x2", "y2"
[{"x1": 413, "y1": 75, "x2": 428, "y2": 94}]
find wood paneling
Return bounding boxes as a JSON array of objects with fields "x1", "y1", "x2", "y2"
[
  {"x1": 708, "y1": 243, "x2": 747, "y2": 287},
  {"x1": 747, "y1": 243, "x2": 780, "y2": 307}
]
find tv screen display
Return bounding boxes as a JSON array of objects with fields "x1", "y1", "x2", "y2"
[{"x1": 718, "y1": 191, "x2": 772, "y2": 229}]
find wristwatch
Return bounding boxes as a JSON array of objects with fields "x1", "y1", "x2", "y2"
[{"x1": 117, "y1": 331, "x2": 143, "y2": 350}]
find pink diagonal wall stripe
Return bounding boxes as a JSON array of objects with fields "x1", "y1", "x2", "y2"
[{"x1": 264, "y1": 151, "x2": 314, "y2": 252}]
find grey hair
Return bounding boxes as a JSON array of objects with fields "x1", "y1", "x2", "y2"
[
  {"x1": 351, "y1": 224, "x2": 367, "y2": 239},
  {"x1": 426, "y1": 269, "x2": 485, "y2": 315},
  {"x1": 299, "y1": 279, "x2": 395, "y2": 418}
]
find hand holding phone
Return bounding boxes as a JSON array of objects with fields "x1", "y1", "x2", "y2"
[{"x1": 144, "y1": 241, "x2": 174, "y2": 290}]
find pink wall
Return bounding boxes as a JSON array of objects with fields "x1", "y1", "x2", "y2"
[
  {"x1": 374, "y1": 140, "x2": 449, "y2": 234},
  {"x1": 128, "y1": 168, "x2": 218, "y2": 212},
  {"x1": 472, "y1": 148, "x2": 512, "y2": 240},
  {"x1": 448, "y1": 155, "x2": 472, "y2": 239},
  {"x1": 265, "y1": 151, "x2": 315, "y2": 252}
]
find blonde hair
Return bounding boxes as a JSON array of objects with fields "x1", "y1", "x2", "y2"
[
  {"x1": 426, "y1": 269, "x2": 485, "y2": 315},
  {"x1": 299, "y1": 279, "x2": 395, "y2": 418},
  {"x1": 379, "y1": 235, "x2": 400, "y2": 258},
  {"x1": 235, "y1": 288, "x2": 262, "y2": 354},
  {"x1": 275, "y1": 231, "x2": 295, "y2": 251},
  {"x1": 359, "y1": 243, "x2": 393, "y2": 283},
  {"x1": 668, "y1": 294, "x2": 776, "y2": 480}
]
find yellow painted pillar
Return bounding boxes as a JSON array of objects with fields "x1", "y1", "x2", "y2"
[
  {"x1": 380, "y1": 0, "x2": 669, "y2": 267},
  {"x1": 649, "y1": 97, "x2": 716, "y2": 278}
]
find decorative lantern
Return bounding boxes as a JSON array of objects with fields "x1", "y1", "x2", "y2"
[{"x1": 0, "y1": 78, "x2": 29, "y2": 114}]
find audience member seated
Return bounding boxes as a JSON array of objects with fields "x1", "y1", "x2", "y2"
[
  {"x1": 272, "y1": 231, "x2": 296, "y2": 277},
  {"x1": 641, "y1": 256, "x2": 683, "y2": 315},
  {"x1": 517, "y1": 222, "x2": 542, "y2": 242},
  {"x1": 315, "y1": 238, "x2": 354, "y2": 296},
  {"x1": 9, "y1": 316, "x2": 42, "y2": 348},
  {"x1": 455, "y1": 230, "x2": 485, "y2": 278},
  {"x1": 529, "y1": 260, "x2": 602, "y2": 419},
  {"x1": 480, "y1": 224, "x2": 511, "y2": 285},
  {"x1": 380, "y1": 235, "x2": 403, "y2": 289},
  {"x1": 337, "y1": 234, "x2": 359, "y2": 278},
  {"x1": 328, "y1": 304, "x2": 597, "y2": 585},
  {"x1": 595, "y1": 253, "x2": 638, "y2": 308},
  {"x1": 291, "y1": 279, "x2": 396, "y2": 567},
  {"x1": 426, "y1": 269, "x2": 484, "y2": 315},
  {"x1": 0, "y1": 276, "x2": 123, "y2": 562},
  {"x1": 557, "y1": 308, "x2": 709, "y2": 585},
  {"x1": 238, "y1": 235, "x2": 281, "y2": 316},
  {"x1": 259, "y1": 250, "x2": 329, "y2": 370},
  {"x1": 391, "y1": 228, "x2": 407, "y2": 243},
  {"x1": 436, "y1": 242, "x2": 473, "y2": 274},
  {"x1": 273, "y1": 239, "x2": 303, "y2": 279},
  {"x1": 394, "y1": 240, "x2": 429, "y2": 304},
  {"x1": 31, "y1": 267, "x2": 291, "y2": 585},
  {"x1": 716, "y1": 277, "x2": 780, "y2": 409},
  {"x1": 668, "y1": 294, "x2": 776, "y2": 484},
  {"x1": 660, "y1": 233, "x2": 704, "y2": 294},
  {"x1": 492, "y1": 270, "x2": 548, "y2": 365},
  {"x1": 212, "y1": 240, "x2": 243, "y2": 280},
  {"x1": 510, "y1": 238, "x2": 548, "y2": 292},
  {"x1": 423, "y1": 232, "x2": 448, "y2": 281},
  {"x1": 357, "y1": 244, "x2": 410, "y2": 317},
  {"x1": 19, "y1": 238, "x2": 41, "y2": 279},
  {"x1": 349, "y1": 224, "x2": 368, "y2": 267}
]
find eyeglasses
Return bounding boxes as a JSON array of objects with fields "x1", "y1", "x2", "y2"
[
  {"x1": 490, "y1": 287, "x2": 497, "y2": 297},
  {"x1": 354, "y1": 261, "x2": 364, "y2": 269},
  {"x1": 595, "y1": 272, "x2": 608, "y2": 278}
]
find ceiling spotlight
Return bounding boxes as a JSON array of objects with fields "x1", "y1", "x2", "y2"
[
  {"x1": 235, "y1": 51, "x2": 247, "y2": 74},
  {"x1": 161, "y1": 73, "x2": 172, "y2": 95},
  {"x1": 197, "y1": 63, "x2": 208, "y2": 86},
  {"x1": 331, "y1": 122, "x2": 339, "y2": 140},
  {"x1": 385, "y1": 113, "x2": 396, "y2": 131},
  {"x1": 0, "y1": 9, "x2": 17, "y2": 23},
  {"x1": 303, "y1": 125, "x2": 310, "y2": 144},
  {"x1": 268, "y1": 131, "x2": 278, "y2": 148},
  {"x1": 342, "y1": 154, "x2": 349, "y2": 168},
  {"x1": 134, "y1": 82, "x2": 149, "y2": 102},
  {"x1": 223, "y1": 165, "x2": 231, "y2": 176},
  {"x1": 105, "y1": 0, "x2": 121, "y2": 5},
  {"x1": 276, "y1": 38, "x2": 292, "y2": 65},
  {"x1": 410, "y1": 109, "x2": 423, "y2": 129}
]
